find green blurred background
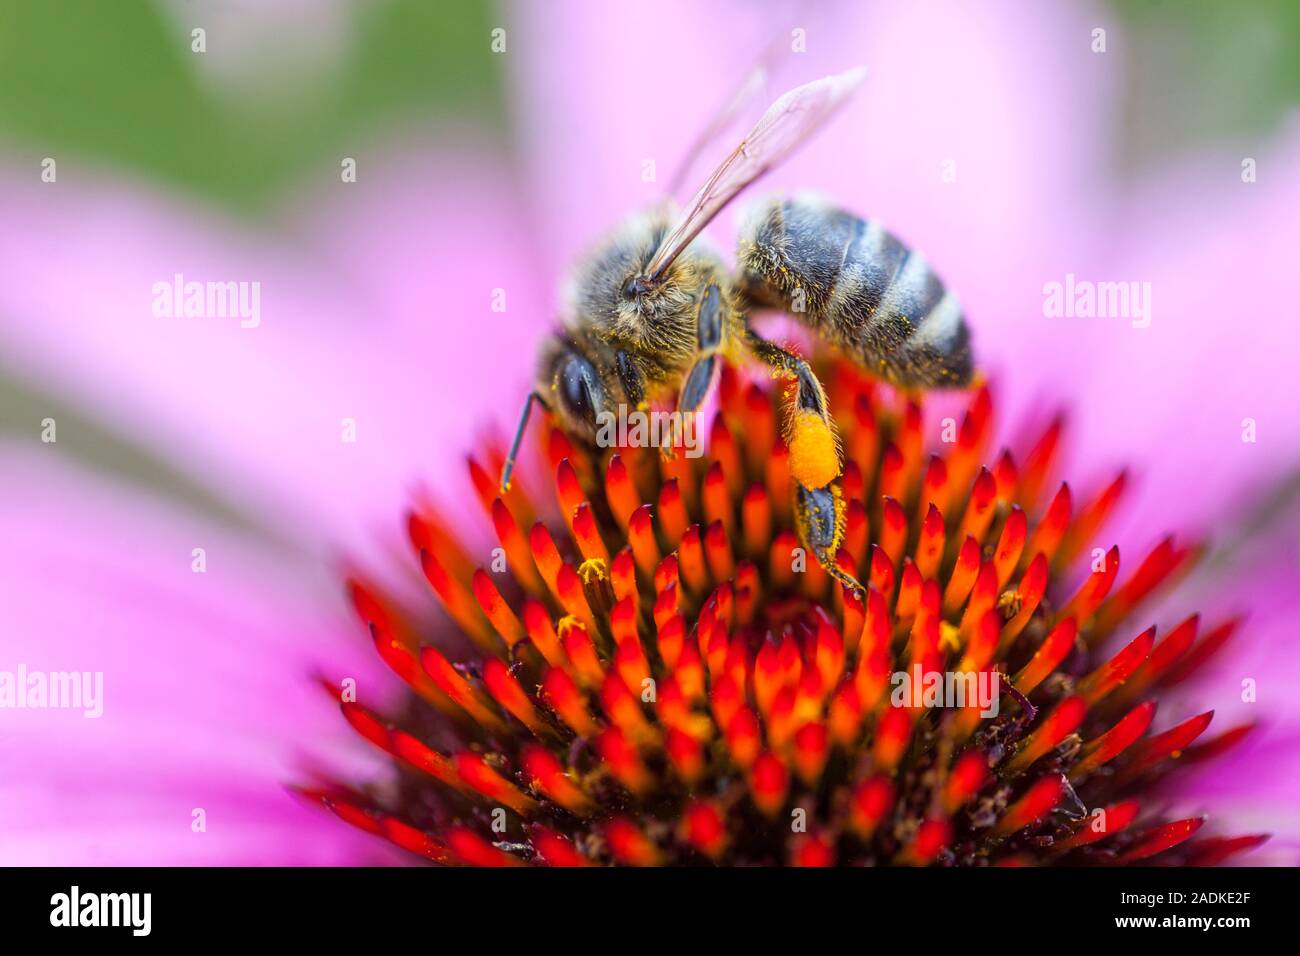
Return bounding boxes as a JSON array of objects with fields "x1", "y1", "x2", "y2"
[
  {"x1": 0, "y1": 0, "x2": 504, "y2": 212},
  {"x1": 2, "y1": 0, "x2": 1297, "y2": 214}
]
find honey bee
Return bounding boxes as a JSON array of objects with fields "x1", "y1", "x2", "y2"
[{"x1": 501, "y1": 67, "x2": 973, "y2": 594}]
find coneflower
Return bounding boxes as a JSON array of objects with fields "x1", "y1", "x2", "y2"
[{"x1": 303, "y1": 357, "x2": 1266, "y2": 866}]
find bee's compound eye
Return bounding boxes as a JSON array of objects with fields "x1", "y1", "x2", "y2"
[{"x1": 558, "y1": 355, "x2": 601, "y2": 426}]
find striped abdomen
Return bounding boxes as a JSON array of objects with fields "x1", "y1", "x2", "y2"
[{"x1": 737, "y1": 197, "x2": 972, "y2": 387}]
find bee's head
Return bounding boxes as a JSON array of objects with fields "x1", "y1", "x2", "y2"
[
  {"x1": 541, "y1": 342, "x2": 609, "y2": 443},
  {"x1": 567, "y1": 211, "x2": 714, "y2": 354}
]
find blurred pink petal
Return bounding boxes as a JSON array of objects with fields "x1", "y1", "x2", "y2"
[
  {"x1": 1047, "y1": 126, "x2": 1300, "y2": 549},
  {"x1": 0, "y1": 150, "x2": 543, "y2": 575},
  {"x1": 0, "y1": 446, "x2": 400, "y2": 864}
]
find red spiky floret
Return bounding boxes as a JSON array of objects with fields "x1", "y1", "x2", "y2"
[{"x1": 310, "y1": 357, "x2": 1267, "y2": 866}]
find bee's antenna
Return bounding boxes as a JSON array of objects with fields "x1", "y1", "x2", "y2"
[{"x1": 501, "y1": 391, "x2": 545, "y2": 494}]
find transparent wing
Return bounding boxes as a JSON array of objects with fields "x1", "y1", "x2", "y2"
[
  {"x1": 665, "y1": 61, "x2": 769, "y2": 198},
  {"x1": 643, "y1": 66, "x2": 866, "y2": 283}
]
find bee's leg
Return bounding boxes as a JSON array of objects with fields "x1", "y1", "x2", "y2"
[
  {"x1": 793, "y1": 482, "x2": 863, "y2": 599},
  {"x1": 614, "y1": 350, "x2": 647, "y2": 410},
  {"x1": 745, "y1": 324, "x2": 860, "y2": 595},
  {"x1": 741, "y1": 324, "x2": 840, "y2": 491},
  {"x1": 678, "y1": 284, "x2": 726, "y2": 415},
  {"x1": 616, "y1": 348, "x2": 676, "y2": 459},
  {"x1": 661, "y1": 284, "x2": 727, "y2": 462},
  {"x1": 500, "y1": 391, "x2": 547, "y2": 493}
]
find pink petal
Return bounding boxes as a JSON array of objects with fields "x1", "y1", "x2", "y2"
[
  {"x1": 1042, "y1": 127, "x2": 1300, "y2": 549},
  {"x1": 0, "y1": 448, "x2": 400, "y2": 864},
  {"x1": 0, "y1": 150, "x2": 543, "y2": 576}
]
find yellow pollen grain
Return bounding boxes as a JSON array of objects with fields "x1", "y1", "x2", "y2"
[
  {"x1": 939, "y1": 621, "x2": 962, "y2": 653},
  {"x1": 578, "y1": 557, "x2": 607, "y2": 585}
]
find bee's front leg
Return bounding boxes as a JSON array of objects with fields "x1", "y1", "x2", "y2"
[
  {"x1": 614, "y1": 349, "x2": 646, "y2": 411},
  {"x1": 660, "y1": 283, "x2": 729, "y2": 462},
  {"x1": 677, "y1": 284, "x2": 726, "y2": 415}
]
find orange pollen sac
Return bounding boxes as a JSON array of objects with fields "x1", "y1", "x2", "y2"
[
  {"x1": 943, "y1": 750, "x2": 990, "y2": 814},
  {"x1": 319, "y1": 356, "x2": 1264, "y2": 868},
  {"x1": 898, "y1": 819, "x2": 952, "y2": 866},
  {"x1": 750, "y1": 751, "x2": 789, "y2": 817},
  {"x1": 681, "y1": 800, "x2": 729, "y2": 859},
  {"x1": 850, "y1": 775, "x2": 895, "y2": 839},
  {"x1": 787, "y1": 409, "x2": 840, "y2": 489}
]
